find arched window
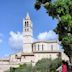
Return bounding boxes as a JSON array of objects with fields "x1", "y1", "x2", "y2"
[
  {"x1": 38, "y1": 44, "x2": 39, "y2": 51},
  {"x1": 32, "y1": 44, "x2": 33, "y2": 51},
  {"x1": 34, "y1": 44, "x2": 36, "y2": 51},
  {"x1": 27, "y1": 21, "x2": 29, "y2": 27},
  {"x1": 15, "y1": 55, "x2": 17, "y2": 59},
  {"x1": 51, "y1": 45, "x2": 53, "y2": 51},
  {"x1": 25, "y1": 29, "x2": 26, "y2": 32},
  {"x1": 42, "y1": 44, "x2": 43, "y2": 51},
  {"x1": 25, "y1": 22, "x2": 26, "y2": 27}
]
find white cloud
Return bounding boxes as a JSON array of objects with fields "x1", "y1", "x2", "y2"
[
  {"x1": 9, "y1": 31, "x2": 23, "y2": 50},
  {"x1": 9, "y1": 30, "x2": 58, "y2": 50},
  {"x1": 9, "y1": 31, "x2": 37, "y2": 50},
  {"x1": 37, "y1": 30, "x2": 58, "y2": 41}
]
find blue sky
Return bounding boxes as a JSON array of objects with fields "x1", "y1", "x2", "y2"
[{"x1": 0, "y1": 0, "x2": 58, "y2": 57}]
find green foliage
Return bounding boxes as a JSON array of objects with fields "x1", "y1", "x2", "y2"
[
  {"x1": 10, "y1": 67, "x2": 16, "y2": 72},
  {"x1": 6, "y1": 58, "x2": 62, "y2": 72},
  {"x1": 33, "y1": 58, "x2": 62, "y2": 72},
  {"x1": 37, "y1": 0, "x2": 51, "y2": 4},
  {"x1": 7, "y1": 63, "x2": 33, "y2": 72},
  {"x1": 15, "y1": 63, "x2": 33, "y2": 72},
  {"x1": 4, "y1": 70, "x2": 10, "y2": 72},
  {"x1": 35, "y1": 58, "x2": 52, "y2": 72},
  {"x1": 62, "y1": 35, "x2": 72, "y2": 57},
  {"x1": 34, "y1": 0, "x2": 41, "y2": 10},
  {"x1": 34, "y1": 0, "x2": 72, "y2": 63}
]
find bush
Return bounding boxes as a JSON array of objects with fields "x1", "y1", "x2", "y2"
[{"x1": 5, "y1": 58, "x2": 62, "y2": 72}]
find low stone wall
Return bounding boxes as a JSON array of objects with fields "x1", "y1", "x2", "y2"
[{"x1": 0, "y1": 64, "x2": 19, "y2": 72}]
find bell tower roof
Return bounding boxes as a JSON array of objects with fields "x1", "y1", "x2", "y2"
[{"x1": 25, "y1": 13, "x2": 30, "y2": 20}]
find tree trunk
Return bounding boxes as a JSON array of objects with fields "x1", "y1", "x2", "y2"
[
  {"x1": 69, "y1": 57, "x2": 72, "y2": 64},
  {"x1": 68, "y1": 57, "x2": 72, "y2": 72}
]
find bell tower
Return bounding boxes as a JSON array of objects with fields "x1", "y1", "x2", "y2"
[{"x1": 23, "y1": 13, "x2": 33, "y2": 53}]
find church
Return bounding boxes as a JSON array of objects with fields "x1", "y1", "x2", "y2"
[{"x1": 0, "y1": 13, "x2": 69, "y2": 72}]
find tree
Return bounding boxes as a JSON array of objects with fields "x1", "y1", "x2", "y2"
[
  {"x1": 5, "y1": 58, "x2": 62, "y2": 72},
  {"x1": 34, "y1": 0, "x2": 72, "y2": 63},
  {"x1": 6, "y1": 63, "x2": 33, "y2": 72},
  {"x1": 34, "y1": 58, "x2": 62, "y2": 72},
  {"x1": 62, "y1": 36, "x2": 72, "y2": 63}
]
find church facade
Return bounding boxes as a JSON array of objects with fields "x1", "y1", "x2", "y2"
[{"x1": 0, "y1": 13, "x2": 69, "y2": 72}]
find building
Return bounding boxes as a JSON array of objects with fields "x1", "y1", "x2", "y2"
[{"x1": 0, "y1": 13, "x2": 69, "y2": 72}]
